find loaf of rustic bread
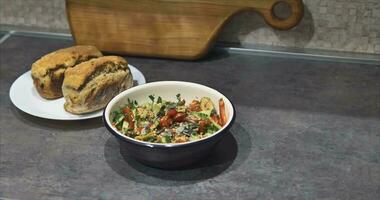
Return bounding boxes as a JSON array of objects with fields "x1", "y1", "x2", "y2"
[
  {"x1": 62, "y1": 56, "x2": 133, "y2": 114},
  {"x1": 31, "y1": 46, "x2": 102, "y2": 99}
]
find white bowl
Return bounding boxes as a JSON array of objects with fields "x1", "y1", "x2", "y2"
[{"x1": 103, "y1": 81, "x2": 235, "y2": 168}]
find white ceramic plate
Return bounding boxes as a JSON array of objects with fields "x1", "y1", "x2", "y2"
[{"x1": 9, "y1": 64, "x2": 146, "y2": 120}]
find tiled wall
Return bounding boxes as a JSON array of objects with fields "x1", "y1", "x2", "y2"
[
  {"x1": 1, "y1": 0, "x2": 379, "y2": 54},
  {"x1": 0, "y1": 0, "x2": 68, "y2": 32}
]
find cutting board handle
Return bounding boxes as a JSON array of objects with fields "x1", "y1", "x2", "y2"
[
  {"x1": 255, "y1": 0, "x2": 304, "y2": 30},
  {"x1": 199, "y1": 0, "x2": 304, "y2": 30}
]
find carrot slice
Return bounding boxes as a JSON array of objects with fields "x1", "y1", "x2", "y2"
[{"x1": 219, "y1": 98, "x2": 227, "y2": 126}]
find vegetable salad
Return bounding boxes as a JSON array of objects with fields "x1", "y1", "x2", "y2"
[{"x1": 111, "y1": 94, "x2": 227, "y2": 143}]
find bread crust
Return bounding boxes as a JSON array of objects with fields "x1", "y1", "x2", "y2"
[
  {"x1": 31, "y1": 45, "x2": 102, "y2": 99},
  {"x1": 62, "y1": 56, "x2": 133, "y2": 114}
]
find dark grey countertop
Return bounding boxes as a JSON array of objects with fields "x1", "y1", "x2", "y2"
[{"x1": 0, "y1": 34, "x2": 379, "y2": 200}]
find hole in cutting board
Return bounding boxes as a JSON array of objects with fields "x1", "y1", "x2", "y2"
[{"x1": 273, "y1": 1, "x2": 292, "y2": 20}]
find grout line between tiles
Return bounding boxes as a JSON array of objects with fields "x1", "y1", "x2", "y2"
[{"x1": 226, "y1": 47, "x2": 380, "y2": 65}]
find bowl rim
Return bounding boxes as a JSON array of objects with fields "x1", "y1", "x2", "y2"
[{"x1": 103, "y1": 81, "x2": 236, "y2": 148}]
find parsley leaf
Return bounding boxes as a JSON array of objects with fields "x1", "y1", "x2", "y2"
[
  {"x1": 149, "y1": 95, "x2": 155, "y2": 103},
  {"x1": 157, "y1": 96, "x2": 162, "y2": 104},
  {"x1": 156, "y1": 105, "x2": 166, "y2": 118},
  {"x1": 166, "y1": 102, "x2": 177, "y2": 109},
  {"x1": 127, "y1": 98, "x2": 136, "y2": 109}
]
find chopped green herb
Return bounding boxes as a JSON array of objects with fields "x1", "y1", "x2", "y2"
[
  {"x1": 112, "y1": 112, "x2": 124, "y2": 125},
  {"x1": 161, "y1": 135, "x2": 171, "y2": 143},
  {"x1": 156, "y1": 105, "x2": 166, "y2": 118},
  {"x1": 148, "y1": 95, "x2": 155, "y2": 102},
  {"x1": 157, "y1": 96, "x2": 162, "y2": 104},
  {"x1": 166, "y1": 102, "x2": 177, "y2": 109}
]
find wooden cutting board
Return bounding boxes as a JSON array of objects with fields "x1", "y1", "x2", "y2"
[{"x1": 66, "y1": 0, "x2": 304, "y2": 60}]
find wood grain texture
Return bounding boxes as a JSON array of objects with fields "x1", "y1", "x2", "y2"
[{"x1": 66, "y1": 0, "x2": 304, "y2": 60}]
